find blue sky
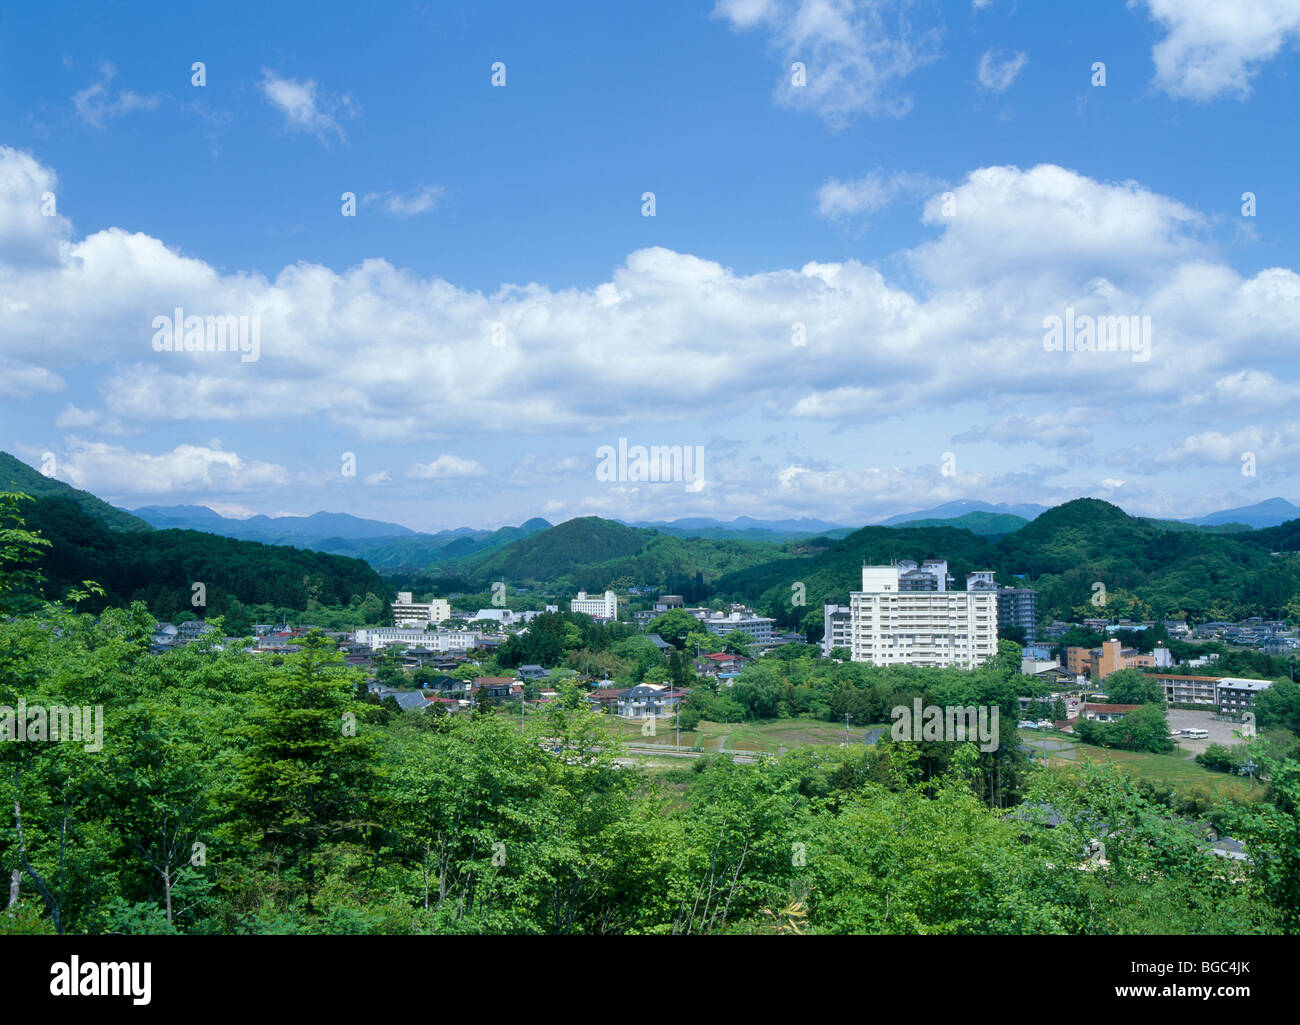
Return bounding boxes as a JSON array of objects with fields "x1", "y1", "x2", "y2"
[{"x1": 2, "y1": 0, "x2": 1299, "y2": 532}]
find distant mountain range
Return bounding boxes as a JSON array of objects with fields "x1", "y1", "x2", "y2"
[
  {"x1": 8, "y1": 452, "x2": 1300, "y2": 627},
  {"x1": 5, "y1": 452, "x2": 1300, "y2": 573},
  {"x1": 877, "y1": 500, "x2": 1052, "y2": 526},
  {"x1": 134, "y1": 505, "x2": 419, "y2": 541},
  {"x1": 1181, "y1": 497, "x2": 1300, "y2": 530}
]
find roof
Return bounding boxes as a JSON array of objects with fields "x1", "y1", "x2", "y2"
[{"x1": 1082, "y1": 702, "x2": 1143, "y2": 713}]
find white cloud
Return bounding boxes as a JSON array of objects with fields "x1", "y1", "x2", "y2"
[
  {"x1": 1138, "y1": 0, "x2": 1300, "y2": 100},
  {"x1": 259, "y1": 70, "x2": 359, "y2": 143},
  {"x1": 816, "y1": 170, "x2": 939, "y2": 220},
  {"x1": 954, "y1": 408, "x2": 1096, "y2": 448},
  {"x1": 73, "y1": 62, "x2": 161, "y2": 128},
  {"x1": 713, "y1": 0, "x2": 943, "y2": 123},
  {"x1": 54, "y1": 405, "x2": 100, "y2": 428},
  {"x1": 56, "y1": 440, "x2": 290, "y2": 496},
  {"x1": 976, "y1": 48, "x2": 1028, "y2": 92},
  {"x1": 2, "y1": 148, "x2": 1298, "y2": 481},
  {"x1": 407, "y1": 456, "x2": 489, "y2": 480},
  {"x1": 362, "y1": 185, "x2": 444, "y2": 217}
]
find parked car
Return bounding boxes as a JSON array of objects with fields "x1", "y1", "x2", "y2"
[
  {"x1": 1036, "y1": 720, "x2": 1053, "y2": 729},
  {"x1": 1017, "y1": 720, "x2": 1039, "y2": 730}
]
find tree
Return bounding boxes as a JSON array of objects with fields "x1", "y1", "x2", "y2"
[
  {"x1": 1104, "y1": 669, "x2": 1164, "y2": 706},
  {"x1": 719, "y1": 631, "x2": 754, "y2": 658},
  {"x1": 648, "y1": 610, "x2": 699, "y2": 649}
]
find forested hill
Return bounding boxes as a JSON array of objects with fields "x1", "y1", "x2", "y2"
[
  {"x1": 0, "y1": 451, "x2": 152, "y2": 533},
  {"x1": 714, "y1": 498, "x2": 1300, "y2": 628},
  {"x1": 454, "y1": 515, "x2": 798, "y2": 591},
  {"x1": 18, "y1": 495, "x2": 390, "y2": 619}
]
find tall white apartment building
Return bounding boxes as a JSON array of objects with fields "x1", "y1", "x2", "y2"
[
  {"x1": 391, "y1": 592, "x2": 452, "y2": 627},
  {"x1": 570, "y1": 590, "x2": 619, "y2": 621},
  {"x1": 849, "y1": 565, "x2": 997, "y2": 669}
]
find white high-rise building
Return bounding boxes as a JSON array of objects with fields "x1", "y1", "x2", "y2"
[
  {"x1": 570, "y1": 590, "x2": 619, "y2": 620},
  {"x1": 392, "y1": 592, "x2": 452, "y2": 627},
  {"x1": 849, "y1": 565, "x2": 997, "y2": 669}
]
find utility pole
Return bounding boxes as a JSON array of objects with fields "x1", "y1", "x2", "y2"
[{"x1": 844, "y1": 712, "x2": 852, "y2": 745}]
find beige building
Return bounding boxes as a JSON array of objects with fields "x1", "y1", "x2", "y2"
[
  {"x1": 1066, "y1": 639, "x2": 1154, "y2": 680},
  {"x1": 392, "y1": 591, "x2": 452, "y2": 627}
]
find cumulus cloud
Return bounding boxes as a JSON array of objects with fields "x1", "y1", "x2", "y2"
[
  {"x1": 713, "y1": 0, "x2": 943, "y2": 123},
  {"x1": 976, "y1": 48, "x2": 1027, "y2": 92},
  {"x1": 1, "y1": 148, "x2": 1298, "y2": 510},
  {"x1": 1155, "y1": 423, "x2": 1300, "y2": 467},
  {"x1": 56, "y1": 440, "x2": 290, "y2": 495},
  {"x1": 1138, "y1": 0, "x2": 1300, "y2": 100},
  {"x1": 259, "y1": 70, "x2": 359, "y2": 143}
]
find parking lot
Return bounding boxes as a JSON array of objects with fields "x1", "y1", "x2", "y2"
[{"x1": 1165, "y1": 709, "x2": 1248, "y2": 755}]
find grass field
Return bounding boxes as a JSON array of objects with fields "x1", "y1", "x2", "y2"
[{"x1": 608, "y1": 716, "x2": 884, "y2": 754}]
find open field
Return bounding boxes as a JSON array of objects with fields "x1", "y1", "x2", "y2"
[{"x1": 609, "y1": 716, "x2": 885, "y2": 755}]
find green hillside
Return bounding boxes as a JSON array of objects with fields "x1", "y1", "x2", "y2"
[
  {"x1": 453, "y1": 515, "x2": 795, "y2": 591},
  {"x1": 712, "y1": 523, "x2": 995, "y2": 626},
  {"x1": 0, "y1": 451, "x2": 152, "y2": 533},
  {"x1": 890, "y1": 511, "x2": 1029, "y2": 536},
  {"x1": 711, "y1": 498, "x2": 1300, "y2": 630},
  {"x1": 17, "y1": 495, "x2": 390, "y2": 620}
]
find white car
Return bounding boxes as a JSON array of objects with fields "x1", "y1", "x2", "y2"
[
  {"x1": 1036, "y1": 720, "x2": 1053, "y2": 729},
  {"x1": 1017, "y1": 720, "x2": 1040, "y2": 730}
]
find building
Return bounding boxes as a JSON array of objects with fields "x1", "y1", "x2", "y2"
[
  {"x1": 966, "y1": 574, "x2": 1040, "y2": 644},
  {"x1": 571, "y1": 590, "x2": 619, "y2": 621},
  {"x1": 1216, "y1": 678, "x2": 1272, "y2": 718},
  {"x1": 1065, "y1": 639, "x2": 1154, "y2": 680},
  {"x1": 697, "y1": 606, "x2": 776, "y2": 646},
  {"x1": 1151, "y1": 673, "x2": 1221, "y2": 706},
  {"x1": 354, "y1": 627, "x2": 477, "y2": 652},
  {"x1": 1078, "y1": 702, "x2": 1143, "y2": 723},
  {"x1": 615, "y1": 684, "x2": 687, "y2": 719},
  {"x1": 391, "y1": 591, "x2": 451, "y2": 627},
  {"x1": 473, "y1": 677, "x2": 519, "y2": 704},
  {"x1": 848, "y1": 564, "x2": 998, "y2": 669},
  {"x1": 896, "y1": 559, "x2": 954, "y2": 591},
  {"x1": 821, "y1": 604, "x2": 852, "y2": 657},
  {"x1": 996, "y1": 587, "x2": 1039, "y2": 643},
  {"x1": 470, "y1": 608, "x2": 522, "y2": 627}
]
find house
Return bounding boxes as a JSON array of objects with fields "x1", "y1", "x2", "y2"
[
  {"x1": 473, "y1": 677, "x2": 517, "y2": 703},
  {"x1": 615, "y1": 684, "x2": 687, "y2": 719},
  {"x1": 517, "y1": 664, "x2": 548, "y2": 681},
  {"x1": 1078, "y1": 702, "x2": 1143, "y2": 722}
]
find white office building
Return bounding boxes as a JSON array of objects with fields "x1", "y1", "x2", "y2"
[
  {"x1": 392, "y1": 592, "x2": 452, "y2": 627},
  {"x1": 849, "y1": 565, "x2": 998, "y2": 669},
  {"x1": 571, "y1": 590, "x2": 619, "y2": 620}
]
